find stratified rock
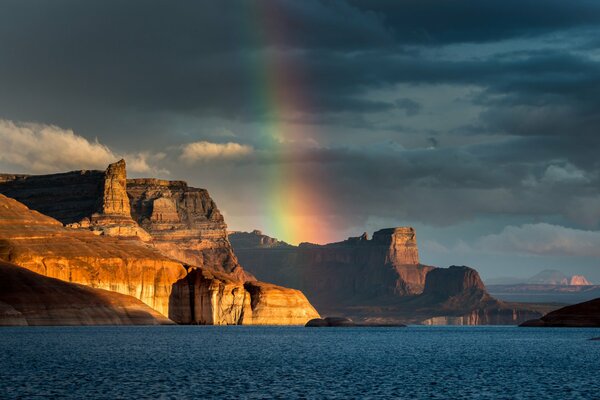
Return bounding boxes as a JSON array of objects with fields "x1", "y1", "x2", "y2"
[
  {"x1": 0, "y1": 260, "x2": 173, "y2": 326},
  {"x1": 520, "y1": 297, "x2": 600, "y2": 327},
  {"x1": 169, "y1": 268, "x2": 319, "y2": 325},
  {"x1": 305, "y1": 317, "x2": 355, "y2": 327},
  {"x1": 410, "y1": 266, "x2": 544, "y2": 325},
  {"x1": 127, "y1": 178, "x2": 253, "y2": 281},
  {"x1": 229, "y1": 227, "x2": 435, "y2": 312},
  {"x1": 0, "y1": 160, "x2": 150, "y2": 241},
  {"x1": 0, "y1": 193, "x2": 187, "y2": 317},
  {"x1": 0, "y1": 193, "x2": 320, "y2": 325}
]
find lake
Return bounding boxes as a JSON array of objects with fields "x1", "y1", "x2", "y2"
[{"x1": 1, "y1": 326, "x2": 599, "y2": 399}]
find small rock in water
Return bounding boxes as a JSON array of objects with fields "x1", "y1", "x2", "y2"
[{"x1": 305, "y1": 317, "x2": 355, "y2": 327}]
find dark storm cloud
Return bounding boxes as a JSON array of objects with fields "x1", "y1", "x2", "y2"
[{"x1": 1, "y1": 0, "x2": 600, "y2": 239}]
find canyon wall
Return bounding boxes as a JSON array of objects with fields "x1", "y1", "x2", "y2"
[
  {"x1": 126, "y1": 178, "x2": 252, "y2": 281},
  {"x1": 0, "y1": 192, "x2": 319, "y2": 325},
  {"x1": 230, "y1": 231, "x2": 548, "y2": 325},
  {"x1": 230, "y1": 228, "x2": 434, "y2": 310},
  {"x1": 0, "y1": 260, "x2": 174, "y2": 326}
]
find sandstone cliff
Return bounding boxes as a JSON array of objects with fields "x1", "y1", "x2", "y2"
[
  {"x1": 126, "y1": 178, "x2": 253, "y2": 281},
  {"x1": 0, "y1": 161, "x2": 252, "y2": 281},
  {"x1": 520, "y1": 297, "x2": 600, "y2": 327},
  {"x1": 230, "y1": 230, "x2": 549, "y2": 325},
  {"x1": 0, "y1": 160, "x2": 149, "y2": 240},
  {"x1": 0, "y1": 193, "x2": 319, "y2": 325},
  {"x1": 230, "y1": 228, "x2": 434, "y2": 309},
  {"x1": 0, "y1": 260, "x2": 173, "y2": 326},
  {"x1": 0, "y1": 193, "x2": 187, "y2": 317}
]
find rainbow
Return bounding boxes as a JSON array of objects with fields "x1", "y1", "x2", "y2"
[{"x1": 249, "y1": 3, "x2": 334, "y2": 245}]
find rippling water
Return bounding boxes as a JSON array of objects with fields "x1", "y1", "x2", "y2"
[{"x1": 1, "y1": 326, "x2": 599, "y2": 399}]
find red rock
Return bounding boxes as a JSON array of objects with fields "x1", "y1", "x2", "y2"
[{"x1": 0, "y1": 260, "x2": 173, "y2": 326}]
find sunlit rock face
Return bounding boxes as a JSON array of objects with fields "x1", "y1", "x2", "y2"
[
  {"x1": 569, "y1": 275, "x2": 591, "y2": 286},
  {"x1": 0, "y1": 159, "x2": 150, "y2": 240},
  {"x1": 0, "y1": 188, "x2": 319, "y2": 325},
  {"x1": 0, "y1": 160, "x2": 252, "y2": 280},
  {"x1": 0, "y1": 193, "x2": 187, "y2": 317},
  {"x1": 169, "y1": 268, "x2": 320, "y2": 325},
  {"x1": 126, "y1": 178, "x2": 253, "y2": 281},
  {"x1": 0, "y1": 260, "x2": 174, "y2": 326}
]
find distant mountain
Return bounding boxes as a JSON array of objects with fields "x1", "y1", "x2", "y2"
[{"x1": 486, "y1": 269, "x2": 592, "y2": 286}]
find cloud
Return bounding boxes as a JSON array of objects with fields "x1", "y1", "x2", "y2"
[
  {"x1": 180, "y1": 141, "x2": 253, "y2": 163},
  {"x1": 0, "y1": 119, "x2": 164, "y2": 174},
  {"x1": 478, "y1": 223, "x2": 600, "y2": 257}
]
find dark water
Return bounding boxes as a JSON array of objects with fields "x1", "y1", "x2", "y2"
[{"x1": 1, "y1": 326, "x2": 599, "y2": 399}]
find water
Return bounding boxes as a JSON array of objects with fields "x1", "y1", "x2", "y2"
[{"x1": 1, "y1": 326, "x2": 599, "y2": 399}]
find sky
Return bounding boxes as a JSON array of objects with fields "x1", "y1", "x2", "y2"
[{"x1": 1, "y1": 0, "x2": 600, "y2": 281}]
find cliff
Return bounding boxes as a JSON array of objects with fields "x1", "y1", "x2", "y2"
[
  {"x1": 0, "y1": 160, "x2": 252, "y2": 280},
  {"x1": 520, "y1": 297, "x2": 600, "y2": 327},
  {"x1": 127, "y1": 178, "x2": 253, "y2": 281},
  {"x1": 230, "y1": 228, "x2": 433, "y2": 309},
  {"x1": 0, "y1": 261, "x2": 173, "y2": 326},
  {"x1": 0, "y1": 193, "x2": 187, "y2": 317},
  {"x1": 0, "y1": 192, "x2": 319, "y2": 325},
  {"x1": 0, "y1": 160, "x2": 149, "y2": 240},
  {"x1": 230, "y1": 231, "x2": 549, "y2": 325}
]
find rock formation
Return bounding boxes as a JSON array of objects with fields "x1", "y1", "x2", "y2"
[
  {"x1": 126, "y1": 178, "x2": 252, "y2": 281},
  {"x1": 0, "y1": 260, "x2": 173, "y2": 326},
  {"x1": 520, "y1": 297, "x2": 600, "y2": 327},
  {"x1": 0, "y1": 192, "x2": 319, "y2": 325},
  {"x1": 230, "y1": 228, "x2": 434, "y2": 310},
  {"x1": 569, "y1": 275, "x2": 591, "y2": 286},
  {"x1": 0, "y1": 193, "x2": 186, "y2": 317},
  {"x1": 0, "y1": 160, "x2": 252, "y2": 280},
  {"x1": 230, "y1": 230, "x2": 550, "y2": 325},
  {"x1": 0, "y1": 160, "x2": 149, "y2": 240}
]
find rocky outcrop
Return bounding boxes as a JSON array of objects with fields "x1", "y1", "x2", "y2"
[
  {"x1": 229, "y1": 228, "x2": 434, "y2": 311},
  {"x1": 0, "y1": 160, "x2": 149, "y2": 240},
  {"x1": 169, "y1": 268, "x2": 319, "y2": 325},
  {"x1": 0, "y1": 161, "x2": 252, "y2": 280},
  {"x1": 127, "y1": 178, "x2": 252, "y2": 281},
  {"x1": 407, "y1": 266, "x2": 544, "y2": 325},
  {"x1": 520, "y1": 298, "x2": 600, "y2": 327},
  {"x1": 231, "y1": 230, "x2": 550, "y2": 325},
  {"x1": 569, "y1": 275, "x2": 591, "y2": 286},
  {"x1": 0, "y1": 193, "x2": 187, "y2": 317},
  {"x1": 306, "y1": 317, "x2": 355, "y2": 327},
  {"x1": 0, "y1": 192, "x2": 319, "y2": 325},
  {"x1": 0, "y1": 260, "x2": 173, "y2": 326}
]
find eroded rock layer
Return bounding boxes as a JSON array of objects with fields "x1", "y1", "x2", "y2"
[
  {"x1": 230, "y1": 228, "x2": 434, "y2": 309},
  {"x1": 0, "y1": 193, "x2": 187, "y2": 317},
  {"x1": 230, "y1": 231, "x2": 550, "y2": 325},
  {"x1": 0, "y1": 160, "x2": 149, "y2": 240},
  {"x1": 0, "y1": 260, "x2": 173, "y2": 326},
  {"x1": 0, "y1": 193, "x2": 319, "y2": 325},
  {"x1": 126, "y1": 178, "x2": 252, "y2": 281}
]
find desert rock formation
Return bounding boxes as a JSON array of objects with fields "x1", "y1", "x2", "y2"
[
  {"x1": 0, "y1": 192, "x2": 319, "y2": 325},
  {"x1": 230, "y1": 230, "x2": 549, "y2": 325},
  {"x1": 0, "y1": 260, "x2": 173, "y2": 326}
]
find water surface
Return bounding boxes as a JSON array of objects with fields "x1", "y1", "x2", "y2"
[{"x1": 1, "y1": 326, "x2": 599, "y2": 399}]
